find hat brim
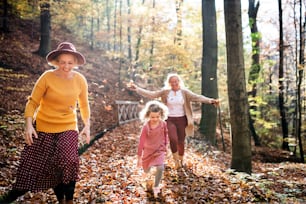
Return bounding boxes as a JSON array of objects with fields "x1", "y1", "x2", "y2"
[{"x1": 46, "y1": 50, "x2": 86, "y2": 66}]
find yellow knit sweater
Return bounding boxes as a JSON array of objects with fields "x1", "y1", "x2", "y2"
[{"x1": 24, "y1": 70, "x2": 90, "y2": 133}]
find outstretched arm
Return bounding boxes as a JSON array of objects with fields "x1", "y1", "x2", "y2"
[
  {"x1": 127, "y1": 81, "x2": 164, "y2": 99},
  {"x1": 184, "y1": 89, "x2": 220, "y2": 107}
]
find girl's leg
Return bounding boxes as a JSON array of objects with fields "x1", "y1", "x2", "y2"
[
  {"x1": 141, "y1": 167, "x2": 152, "y2": 190},
  {"x1": 153, "y1": 165, "x2": 164, "y2": 198},
  {"x1": 154, "y1": 165, "x2": 164, "y2": 187}
]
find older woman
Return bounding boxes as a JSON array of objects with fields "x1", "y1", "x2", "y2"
[
  {"x1": 129, "y1": 73, "x2": 219, "y2": 169},
  {"x1": 1, "y1": 42, "x2": 90, "y2": 204}
]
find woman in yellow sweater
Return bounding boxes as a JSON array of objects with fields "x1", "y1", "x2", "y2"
[{"x1": 2, "y1": 42, "x2": 90, "y2": 204}]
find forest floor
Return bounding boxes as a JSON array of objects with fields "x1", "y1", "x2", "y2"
[
  {"x1": 0, "y1": 115, "x2": 305, "y2": 204},
  {"x1": 0, "y1": 16, "x2": 305, "y2": 203}
]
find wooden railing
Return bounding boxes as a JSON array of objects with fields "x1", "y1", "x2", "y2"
[{"x1": 115, "y1": 100, "x2": 139, "y2": 125}]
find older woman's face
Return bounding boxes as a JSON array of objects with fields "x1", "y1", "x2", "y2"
[
  {"x1": 169, "y1": 76, "x2": 180, "y2": 91},
  {"x1": 57, "y1": 54, "x2": 77, "y2": 72}
]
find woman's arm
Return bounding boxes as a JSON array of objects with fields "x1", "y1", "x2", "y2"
[
  {"x1": 127, "y1": 81, "x2": 164, "y2": 99},
  {"x1": 24, "y1": 73, "x2": 48, "y2": 145},
  {"x1": 78, "y1": 74, "x2": 91, "y2": 144},
  {"x1": 184, "y1": 89, "x2": 219, "y2": 107}
]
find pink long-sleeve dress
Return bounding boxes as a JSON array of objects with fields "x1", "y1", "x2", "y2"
[{"x1": 137, "y1": 121, "x2": 168, "y2": 170}]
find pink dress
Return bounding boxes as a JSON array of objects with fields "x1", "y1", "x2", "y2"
[{"x1": 137, "y1": 121, "x2": 168, "y2": 170}]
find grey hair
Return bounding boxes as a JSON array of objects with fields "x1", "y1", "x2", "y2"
[{"x1": 163, "y1": 73, "x2": 186, "y2": 89}]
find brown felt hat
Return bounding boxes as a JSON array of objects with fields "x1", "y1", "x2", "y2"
[{"x1": 46, "y1": 42, "x2": 86, "y2": 66}]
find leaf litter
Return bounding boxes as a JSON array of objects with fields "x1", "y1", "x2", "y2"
[{"x1": 0, "y1": 118, "x2": 305, "y2": 203}]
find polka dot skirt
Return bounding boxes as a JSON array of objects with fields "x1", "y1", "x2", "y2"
[{"x1": 13, "y1": 130, "x2": 80, "y2": 192}]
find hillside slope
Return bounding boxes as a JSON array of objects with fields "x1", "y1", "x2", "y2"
[{"x1": 0, "y1": 16, "x2": 140, "y2": 136}]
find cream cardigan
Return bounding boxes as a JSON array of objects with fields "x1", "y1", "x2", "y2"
[{"x1": 136, "y1": 87, "x2": 213, "y2": 136}]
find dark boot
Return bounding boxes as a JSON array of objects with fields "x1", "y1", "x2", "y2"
[
  {"x1": 0, "y1": 189, "x2": 27, "y2": 203},
  {"x1": 64, "y1": 181, "x2": 76, "y2": 201},
  {"x1": 53, "y1": 183, "x2": 65, "y2": 203},
  {"x1": 58, "y1": 199, "x2": 66, "y2": 204}
]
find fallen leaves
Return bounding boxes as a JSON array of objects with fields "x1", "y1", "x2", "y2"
[{"x1": 0, "y1": 114, "x2": 306, "y2": 203}]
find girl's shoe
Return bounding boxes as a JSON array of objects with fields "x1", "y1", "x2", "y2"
[{"x1": 153, "y1": 187, "x2": 160, "y2": 198}]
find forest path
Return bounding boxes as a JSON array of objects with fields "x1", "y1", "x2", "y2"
[{"x1": 11, "y1": 121, "x2": 306, "y2": 204}]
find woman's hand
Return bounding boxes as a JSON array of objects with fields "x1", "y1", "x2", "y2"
[
  {"x1": 126, "y1": 80, "x2": 137, "y2": 90},
  {"x1": 24, "y1": 117, "x2": 38, "y2": 145},
  {"x1": 80, "y1": 125, "x2": 91, "y2": 144},
  {"x1": 211, "y1": 99, "x2": 220, "y2": 107}
]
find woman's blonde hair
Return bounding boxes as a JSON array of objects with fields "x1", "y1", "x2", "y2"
[
  {"x1": 48, "y1": 53, "x2": 79, "y2": 69},
  {"x1": 163, "y1": 73, "x2": 185, "y2": 89},
  {"x1": 139, "y1": 100, "x2": 168, "y2": 122}
]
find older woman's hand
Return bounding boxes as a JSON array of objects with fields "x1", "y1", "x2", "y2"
[
  {"x1": 127, "y1": 81, "x2": 137, "y2": 90},
  {"x1": 80, "y1": 124, "x2": 91, "y2": 144},
  {"x1": 24, "y1": 117, "x2": 38, "y2": 145},
  {"x1": 211, "y1": 99, "x2": 220, "y2": 107}
]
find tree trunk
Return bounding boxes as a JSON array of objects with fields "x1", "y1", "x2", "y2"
[
  {"x1": 297, "y1": 3, "x2": 305, "y2": 162},
  {"x1": 134, "y1": 0, "x2": 146, "y2": 65},
  {"x1": 247, "y1": 0, "x2": 261, "y2": 146},
  {"x1": 199, "y1": 0, "x2": 218, "y2": 145},
  {"x1": 106, "y1": 0, "x2": 111, "y2": 50},
  {"x1": 278, "y1": 0, "x2": 289, "y2": 151},
  {"x1": 174, "y1": 0, "x2": 183, "y2": 46},
  {"x1": 2, "y1": 0, "x2": 9, "y2": 32},
  {"x1": 149, "y1": 0, "x2": 156, "y2": 68},
  {"x1": 113, "y1": 0, "x2": 118, "y2": 52},
  {"x1": 224, "y1": 0, "x2": 252, "y2": 174},
  {"x1": 90, "y1": 16, "x2": 94, "y2": 50},
  {"x1": 127, "y1": 0, "x2": 132, "y2": 61},
  {"x1": 36, "y1": 1, "x2": 51, "y2": 57}
]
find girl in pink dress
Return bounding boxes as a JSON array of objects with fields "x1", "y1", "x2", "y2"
[{"x1": 137, "y1": 100, "x2": 168, "y2": 198}]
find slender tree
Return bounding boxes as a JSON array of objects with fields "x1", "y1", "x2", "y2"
[
  {"x1": 149, "y1": 0, "x2": 156, "y2": 68},
  {"x1": 247, "y1": 0, "x2": 261, "y2": 146},
  {"x1": 199, "y1": 0, "x2": 218, "y2": 145},
  {"x1": 278, "y1": 0, "x2": 289, "y2": 151},
  {"x1": 174, "y1": 0, "x2": 183, "y2": 46},
  {"x1": 127, "y1": 0, "x2": 132, "y2": 61},
  {"x1": 134, "y1": 0, "x2": 146, "y2": 65},
  {"x1": 106, "y1": 0, "x2": 111, "y2": 50},
  {"x1": 113, "y1": 0, "x2": 118, "y2": 52},
  {"x1": 36, "y1": 0, "x2": 51, "y2": 57},
  {"x1": 296, "y1": 2, "x2": 305, "y2": 162},
  {"x1": 224, "y1": 0, "x2": 252, "y2": 173},
  {"x1": 2, "y1": 0, "x2": 9, "y2": 32}
]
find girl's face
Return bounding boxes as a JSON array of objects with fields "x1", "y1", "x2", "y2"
[
  {"x1": 169, "y1": 76, "x2": 180, "y2": 91},
  {"x1": 57, "y1": 54, "x2": 77, "y2": 73},
  {"x1": 149, "y1": 111, "x2": 161, "y2": 124}
]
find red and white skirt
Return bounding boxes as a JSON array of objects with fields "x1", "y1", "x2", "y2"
[{"x1": 13, "y1": 130, "x2": 80, "y2": 192}]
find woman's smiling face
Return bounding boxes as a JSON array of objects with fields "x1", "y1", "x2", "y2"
[
  {"x1": 57, "y1": 54, "x2": 77, "y2": 73},
  {"x1": 169, "y1": 76, "x2": 180, "y2": 91}
]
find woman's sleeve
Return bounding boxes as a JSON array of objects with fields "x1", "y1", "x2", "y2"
[
  {"x1": 136, "y1": 87, "x2": 164, "y2": 99},
  {"x1": 184, "y1": 89, "x2": 213, "y2": 104},
  {"x1": 24, "y1": 73, "x2": 47, "y2": 118},
  {"x1": 78, "y1": 74, "x2": 91, "y2": 121}
]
